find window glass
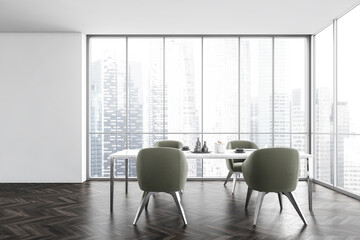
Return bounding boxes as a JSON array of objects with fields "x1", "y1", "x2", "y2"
[
  {"x1": 240, "y1": 38, "x2": 273, "y2": 137},
  {"x1": 89, "y1": 38, "x2": 126, "y2": 178},
  {"x1": 274, "y1": 38, "x2": 307, "y2": 134},
  {"x1": 88, "y1": 36, "x2": 309, "y2": 180},
  {"x1": 128, "y1": 38, "x2": 164, "y2": 136},
  {"x1": 337, "y1": 6, "x2": 360, "y2": 194},
  {"x1": 314, "y1": 24, "x2": 334, "y2": 184},
  {"x1": 203, "y1": 38, "x2": 238, "y2": 133},
  {"x1": 165, "y1": 38, "x2": 202, "y2": 134}
]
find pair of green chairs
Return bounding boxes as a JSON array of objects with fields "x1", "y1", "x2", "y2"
[{"x1": 134, "y1": 140, "x2": 307, "y2": 226}]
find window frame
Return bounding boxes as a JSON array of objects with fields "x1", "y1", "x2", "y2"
[
  {"x1": 312, "y1": 1, "x2": 360, "y2": 199},
  {"x1": 87, "y1": 35, "x2": 311, "y2": 180}
]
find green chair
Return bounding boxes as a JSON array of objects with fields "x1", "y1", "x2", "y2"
[
  {"x1": 133, "y1": 147, "x2": 189, "y2": 226},
  {"x1": 242, "y1": 148, "x2": 308, "y2": 226},
  {"x1": 153, "y1": 140, "x2": 183, "y2": 148},
  {"x1": 224, "y1": 140, "x2": 259, "y2": 194},
  {"x1": 153, "y1": 140, "x2": 185, "y2": 197}
]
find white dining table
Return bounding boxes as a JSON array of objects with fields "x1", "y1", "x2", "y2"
[{"x1": 109, "y1": 149, "x2": 313, "y2": 212}]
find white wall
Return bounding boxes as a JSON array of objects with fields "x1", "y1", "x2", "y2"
[{"x1": 0, "y1": 33, "x2": 86, "y2": 183}]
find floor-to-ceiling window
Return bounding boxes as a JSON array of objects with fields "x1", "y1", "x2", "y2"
[
  {"x1": 239, "y1": 38, "x2": 273, "y2": 148},
  {"x1": 337, "y1": 4, "x2": 360, "y2": 195},
  {"x1": 89, "y1": 36, "x2": 309, "y2": 179},
  {"x1": 165, "y1": 38, "x2": 202, "y2": 177},
  {"x1": 314, "y1": 3, "x2": 360, "y2": 196},
  {"x1": 274, "y1": 38, "x2": 307, "y2": 153},
  {"x1": 202, "y1": 37, "x2": 239, "y2": 177},
  {"x1": 314, "y1": 24, "x2": 334, "y2": 185},
  {"x1": 89, "y1": 38, "x2": 127, "y2": 178}
]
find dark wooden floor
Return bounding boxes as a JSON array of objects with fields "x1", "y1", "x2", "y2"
[{"x1": 0, "y1": 181, "x2": 359, "y2": 239}]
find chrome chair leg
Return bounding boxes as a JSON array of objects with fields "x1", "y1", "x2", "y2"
[
  {"x1": 170, "y1": 191, "x2": 188, "y2": 225},
  {"x1": 140, "y1": 191, "x2": 150, "y2": 210},
  {"x1": 145, "y1": 197, "x2": 150, "y2": 210},
  {"x1": 278, "y1": 193, "x2": 283, "y2": 210},
  {"x1": 283, "y1": 192, "x2": 308, "y2": 225},
  {"x1": 224, "y1": 171, "x2": 233, "y2": 186},
  {"x1": 245, "y1": 187, "x2": 253, "y2": 209},
  {"x1": 253, "y1": 192, "x2": 266, "y2": 226},
  {"x1": 232, "y1": 173, "x2": 238, "y2": 194},
  {"x1": 133, "y1": 192, "x2": 152, "y2": 225}
]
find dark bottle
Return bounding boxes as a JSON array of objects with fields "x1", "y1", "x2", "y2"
[
  {"x1": 202, "y1": 141, "x2": 208, "y2": 152},
  {"x1": 195, "y1": 137, "x2": 202, "y2": 152}
]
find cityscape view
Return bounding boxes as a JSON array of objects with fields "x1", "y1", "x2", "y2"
[
  {"x1": 315, "y1": 18, "x2": 360, "y2": 195},
  {"x1": 89, "y1": 36, "x2": 359, "y2": 195}
]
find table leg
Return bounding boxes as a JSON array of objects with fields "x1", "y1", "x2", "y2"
[
  {"x1": 125, "y1": 158, "x2": 128, "y2": 194},
  {"x1": 308, "y1": 177, "x2": 312, "y2": 210},
  {"x1": 307, "y1": 157, "x2": 313, "y2": 210},
  {"x1": 110, "y1": 157, "x2": 114, "y2": 212}
]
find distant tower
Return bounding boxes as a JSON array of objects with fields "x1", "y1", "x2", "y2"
[
  {"x1": 165, "y1": 39, "x2": 201, "y2": 177},
  {"x1": 315, "y1": 88, "x2": 334, "y2": 183},
  {"x1": 337, "y1": 102, "x2": 349, "y2": 188},
  {"x1": 90, "y1": 59, "x2": 103, "y2": 177}
]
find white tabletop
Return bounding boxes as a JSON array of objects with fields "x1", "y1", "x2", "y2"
[{"x1": 110, "y1": 149, "x2": 312, "y2": 159}]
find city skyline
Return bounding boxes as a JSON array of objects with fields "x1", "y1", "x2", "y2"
[{"x1": 89, "y1": 37, "x2": 359, "y2": 195}]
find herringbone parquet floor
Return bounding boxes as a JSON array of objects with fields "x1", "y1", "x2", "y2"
[{"x1": 0, "y1": 181, "x2": 359, "y2": 239}]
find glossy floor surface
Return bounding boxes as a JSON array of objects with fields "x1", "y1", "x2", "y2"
[{"x1": 0, "y1": 181, "x2": 359, "y2": 239}]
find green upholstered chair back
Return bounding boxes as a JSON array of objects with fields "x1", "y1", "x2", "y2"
[
  {"x1": 225, "y1": 140, "x2": 259, "y2": 171},
  {"x1": 136, "y1": 147, "x2": 188, "y2": 192},
  {"x1": 226, "y1": 140, "x2": 259, "y2": 150},
  {"x1": 242, "y1": 148, "x2": 300, "y2": 193},
  {"x1": 153, "y1": 140, "x2": 183, "y2": 149}
]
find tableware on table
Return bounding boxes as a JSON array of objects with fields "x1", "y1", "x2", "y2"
[
  {"x1": 202, "y1": 141, "x2": 208, "y2": 152},
  {"x1": 235, "y1": 148, "x2": 245, "y2": 153},
  {"x1": 214, "y1": 141, "x2": 225, "y2": 153},
  {"x1": 195, "y1": 137, "x2": 202, "y2": 152},
  {"x1": 182, "y1": 146, "x2": 190, "y2": 151},
  {"x1": 190, "y1": 151, "x2": 212, "y2": 154}
]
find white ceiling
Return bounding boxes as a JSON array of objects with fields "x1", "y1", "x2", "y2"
[{"x1": 0, "y1": 0, "x2": 359, "y2": 34}]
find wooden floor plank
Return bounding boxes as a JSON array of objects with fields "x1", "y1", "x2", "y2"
[{"x1": 0, "y1": 181, "x2": 359, "y2": 239}]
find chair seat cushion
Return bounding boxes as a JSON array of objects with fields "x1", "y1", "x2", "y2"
[
  {"x1": 233, "y1": 162, "x2": 243, "y2": 172},
  {"x1": 233, "y1": 159, "x2": 245, "y2": 163}
]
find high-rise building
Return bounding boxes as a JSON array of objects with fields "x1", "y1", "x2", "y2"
[
  {"x1": 337, "y1": 101, "x2": 349, "y2": 188},
  {"x1": 168, "y1": 40, "x2": 202, "y2": 177},
  {"x1": 90, "y1": 59, "x2": 103, "y2": 177},
  {"x1": 314, "y1": 88, "x2": 334, "y2": 183},
  {"x1": 128, "y1": 62, "x2": 144, "y2": 177},
  {"x1": 90, "y1": 51, "x2": 127, "y2": 178}
]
